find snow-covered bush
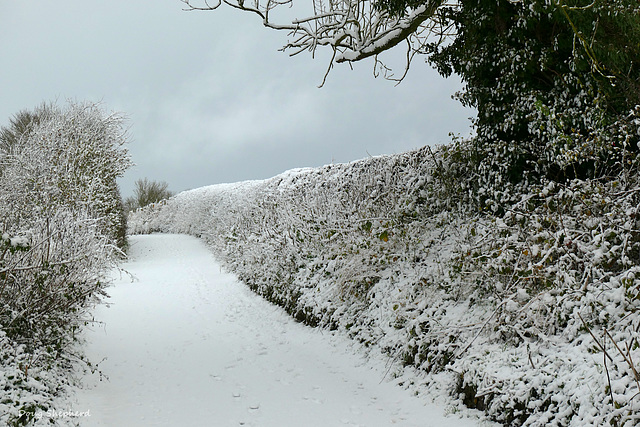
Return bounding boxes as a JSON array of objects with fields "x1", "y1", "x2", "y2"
[
  {"x1": 0, "y1": 102, "x2": 131, "y2": 249},
  {"x1": 131, "y1": 139, "x2": 640, "y2": 425},
  {"x1": 447, "y1": 176, "x2": 640, "y2": 425},
  {"x1": 0, "y1": 214, "x2": 114, "y2": 426},
  {"x1": 0, "y1": 327, "x2": 75, "y2": 426},
  {"x1": 0, "y1": 101, "x2": 131, "y2": 425},
  {"x1": 0, "y1": 211, "x2": 116, "y2": 345}
]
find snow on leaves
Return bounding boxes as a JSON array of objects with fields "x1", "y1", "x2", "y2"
[
  {"x1": 132, "y1": 141, "x2": 640, "y2": 425},
  {"x1": 0, "y1": 101, "x2": 131, "y2": 426}
]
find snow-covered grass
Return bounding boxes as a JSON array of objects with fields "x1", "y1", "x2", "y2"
[{"x1": 130, "y1": 144, "x2": 640, "y2": 426}]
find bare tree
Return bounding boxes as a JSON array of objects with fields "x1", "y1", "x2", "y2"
[
  {"x1": 125, "y1": 178, "x2": 174, "y2": 212},
  {"x1": 0, "y1": 110, "x2": 42, "y2": 156},
  {"x1": 180, "y1": 0, "x2": 451, "y2": 84}
]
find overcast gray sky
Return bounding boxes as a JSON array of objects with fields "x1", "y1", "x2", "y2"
[{"x1": 1, "y1": 1, "x2": 474, "y2": 197}]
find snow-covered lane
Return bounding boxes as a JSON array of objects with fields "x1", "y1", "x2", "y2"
[{"x1": 74, "y1": 234, "x2": 479, "y2": 427}]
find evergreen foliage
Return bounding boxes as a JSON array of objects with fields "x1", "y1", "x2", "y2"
[{"x1": 375, "y1": 0, "x2": 640, "y2": 209}]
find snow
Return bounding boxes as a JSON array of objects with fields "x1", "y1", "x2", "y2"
[
  {"x1": 73, "y1": 234, "x2": 486, "y2": 427},
  {"x1": 122, "y1": 145, "x2": 640, "y2": 425}
]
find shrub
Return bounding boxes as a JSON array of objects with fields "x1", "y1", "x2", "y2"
[
  {"x1": 0, "y1": 100, "x2": 131, "y2": 425},
  {"x1": 130, "y1": 140, "x2": 640, "y2": 425}
]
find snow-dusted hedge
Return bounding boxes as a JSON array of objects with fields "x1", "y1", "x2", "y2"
[
  {"x1": 0, "y1": 101, "x2": 131, "y2": 425},
  {"x1": 130, "y1": 144, "x2": 640, "y2": 426}
]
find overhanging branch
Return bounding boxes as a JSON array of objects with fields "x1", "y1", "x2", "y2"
[{"x1": 181, "y1": 0, "x2": 449, "y2": 82}]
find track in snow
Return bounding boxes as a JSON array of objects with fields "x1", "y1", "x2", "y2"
[{"x1": 74, "y1": 234, "x2": 481, "y2": 427}]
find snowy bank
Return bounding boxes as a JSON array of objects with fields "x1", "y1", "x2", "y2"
[{"x1": 129, "y1": 145, "x2": 640, "y2": 426}]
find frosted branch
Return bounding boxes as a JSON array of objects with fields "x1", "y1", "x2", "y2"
[{"x1": 181, "y1": 0, "x2": 450, "y2": 82}]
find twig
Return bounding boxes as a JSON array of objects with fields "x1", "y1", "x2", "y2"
[
  {"x1": 604, "y1": 341, "x2": 615, "y2": 406},
  {"x1": 604, "y1": 329, "x2": 640, "y2": 384},
  {"x1": 577, "y1": 313, "x2": 613, "y2": 362}
]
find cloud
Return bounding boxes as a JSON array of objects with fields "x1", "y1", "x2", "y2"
[{"x1": 1, "y1": 1, "x2": 474, "y2": 197}]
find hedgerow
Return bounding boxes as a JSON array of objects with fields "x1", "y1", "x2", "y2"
[
  {"x1": 127, "y1": 0, "x2": 640, "y2": 423},
  {"x1": 130, "y1": 129, "x2": 640, "y2": 424},
  {"x1": 0, "y1": 101, "x2": 131, "y2": 425}
]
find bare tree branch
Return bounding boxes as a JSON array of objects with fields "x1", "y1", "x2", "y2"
[{"x1": 181, "y1": 0, "x2": 450, "y2": 82}]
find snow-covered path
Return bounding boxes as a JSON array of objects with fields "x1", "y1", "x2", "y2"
[{"x1": 74, "y1": 234, "x2": 481, "y2": 427}]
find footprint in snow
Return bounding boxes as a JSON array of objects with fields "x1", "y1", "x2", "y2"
[
  {"x1": 350, "y1": 406, "x2": 363, "y2": 415},
  {"x1": 302, "y1": 395, "x2": 324, "y2": 405}
]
